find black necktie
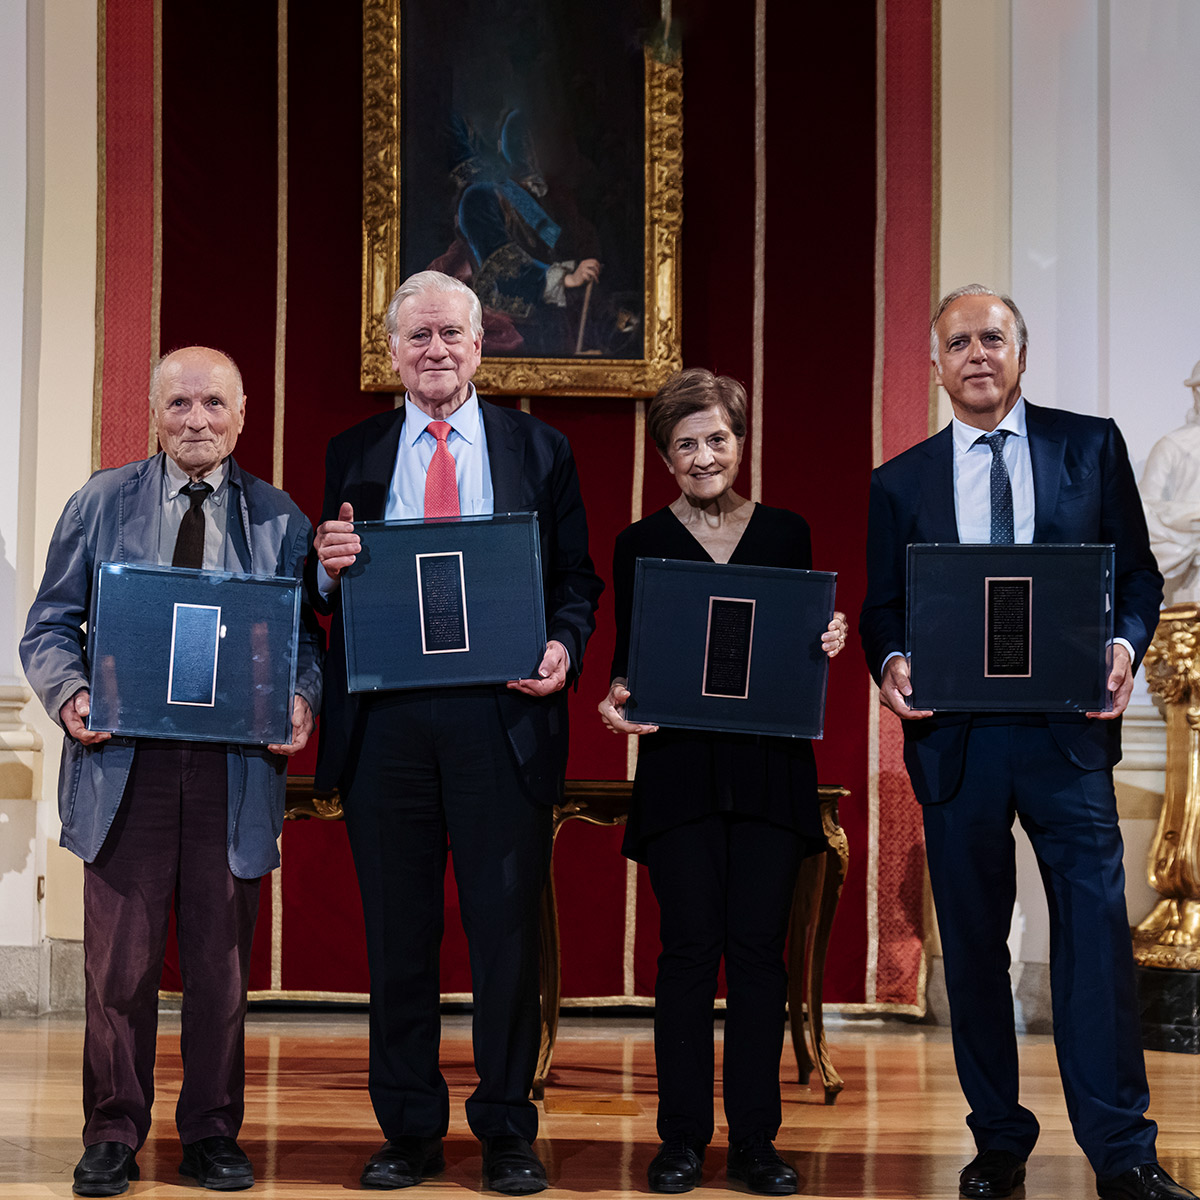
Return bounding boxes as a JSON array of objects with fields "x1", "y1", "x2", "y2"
[
  {"x1": 977, "y1": 431, "x2": 1014, "y2": 544},
  {"x1": 172, "y1": 482, "x2": 213, "y2": 568}
]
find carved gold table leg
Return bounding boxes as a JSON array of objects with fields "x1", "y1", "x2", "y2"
[
  {"x1": 788, "y1": 788, "x2": 849, "y2": 1104},
  {"x1": 533, "y1": 783, "x2": 632, "y2": 1095},
  {"x1": 1138, "y1": 607, "x2": 1200, "y2": 972},
  {"x1": 533, "y1": 858, "x2": 562, "y2": 1100},
  {"x1": 1136, "y1": 607, "x2": 1200, "y2": 1053}
]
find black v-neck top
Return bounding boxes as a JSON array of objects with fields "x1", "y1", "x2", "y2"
[{"x1": 611, "y1": 504, "x2": 823, "y2": 862}]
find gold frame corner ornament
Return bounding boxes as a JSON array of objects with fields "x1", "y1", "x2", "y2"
[{"x1": 361, "y1": 0, "x2": 682, "y2": 397}]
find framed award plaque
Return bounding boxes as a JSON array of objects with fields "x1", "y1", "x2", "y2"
[
  {"x1": 340, "y1": 512, "x2": 547, "y2": 691},
  {"x1": 625, "y1": 558, "x2": 836, "y2": 738},
  {"x1": 905, "y1": 543, "x2": 1115, "y2": 712},
  {"x1": 87, "y1": 562, "x2": 301, "y2": 745}
]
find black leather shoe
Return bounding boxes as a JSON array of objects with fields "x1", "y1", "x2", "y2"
[
  {"x1": 727, "y1": 1136, "x2": 798, "y2": 1196},
  {"x1": 959, "y1": 1149, "x2": 1027, "y2": 1198},
  {"x1": 481, "y1": 1136, "x2": 548, "y2": 1195},
  {"x1": 179, "y1": 1136, "x2": 254, "y2": 1191},
  {"x1": 360, "y1": 1137, "x2": 445, "y2": 1189},
  {"x1": 647, "y1": 1138, "x2": 705, "y2": 1193},
  {"x1": 73, "y1": 1142, "x2": 138, "y2": 1197},
  {"x1": 1097, "y1": 1163, "x2": 1199, "y2": 1200}
]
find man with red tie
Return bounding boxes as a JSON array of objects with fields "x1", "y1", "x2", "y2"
[{"x1": 310, "y1": 271, "x2": 602, "y2": 1194}]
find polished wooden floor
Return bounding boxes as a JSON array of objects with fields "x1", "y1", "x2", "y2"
[{"x1": 2, "y1": 1011, "x2": 1199, "y2": 1198}]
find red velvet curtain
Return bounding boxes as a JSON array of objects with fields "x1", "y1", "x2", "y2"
[{"x1": 96, "y1": 0, "x2": 936, "y2": 1009}]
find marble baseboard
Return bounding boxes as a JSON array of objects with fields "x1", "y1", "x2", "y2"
[{"x1": 0, "y1": 939, "x2": 83, "y2": 1016}]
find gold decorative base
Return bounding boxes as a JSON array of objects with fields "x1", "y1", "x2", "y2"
[{"x1": 1133, "y1": 899, "x2": 1200, "y2": 970}]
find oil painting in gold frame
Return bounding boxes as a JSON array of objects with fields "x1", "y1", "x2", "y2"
[{"x1": 362, "y1": 0, "x2": 682, "y2": 397}]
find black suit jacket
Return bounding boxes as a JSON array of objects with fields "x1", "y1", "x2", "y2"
[
  {"x1": 859, "y1": 401, "x2": 1163, "y2": 804},
  {"x1": 308, "y1": 400, "x2": 603, "y2": 803}
]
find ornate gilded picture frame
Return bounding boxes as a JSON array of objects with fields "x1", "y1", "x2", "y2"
[{"x1": 361, "y1": 0, "x2": 682, "y2": 397}]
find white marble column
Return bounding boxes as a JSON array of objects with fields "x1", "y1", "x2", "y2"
[{"x1": 0, "y1": 0, "x2": 47, "y2": 1014}]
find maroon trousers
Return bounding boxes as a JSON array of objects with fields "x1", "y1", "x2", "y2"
[{"x1": 82, "y1": 740, "x2": 260, "y2": 1150}]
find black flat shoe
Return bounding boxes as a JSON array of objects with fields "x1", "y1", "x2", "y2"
[
  {"x1": 1097, "y1": 1163, "x2": 1199, "y2": 1200},
  {"x1": 647, "y1": 1138, "x2": 705, "y2": 1194},
  {"x1": 727, "y1": 1136, "x2": 798, "y2": 1196},
  {"x1": 481, "y1": 1136, "x2": 548, "y2": 1195},
  {"x1": 360, "y1": 1137, "x2": 445, "y2": 1189},
  {"x1": 73, "y1": 1142, "x2": 138, "y2": 1197},
  {"x1": 959, "y1": 1149, "x2": 1027, "y2": 1198},
  {"x1": 179, "y1": 1136, "x2": 254, "y2": 1191}
]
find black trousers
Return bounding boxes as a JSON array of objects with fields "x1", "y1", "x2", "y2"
[
  {"x1": 644, "y1": 813, "x2": 803, "y2": 1146},
  {"x1": 83, "y1": 740, "x2": 259, "y2": 1150},
  {"x1": 922, "y1": 722, "x2": 1156, "y2": 1179},
  {"x1": 342, "y1": 688, "x2": 552, "y2": 1142}
]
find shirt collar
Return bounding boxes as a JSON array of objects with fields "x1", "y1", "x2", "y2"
[
  {"x1": 404, "y1": 385, "x2": 480, "y2": 447},
  {"x1": 952, "y1": 396, "x2": 1027, "y2": 455},
  {"x1": 163, "y1": 454, "x2": 229, "y2": 504}
]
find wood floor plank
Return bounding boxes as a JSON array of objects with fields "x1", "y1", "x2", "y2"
[{"x1": 0, "y1": 1012, "x2": 1197, "y2": 1198}]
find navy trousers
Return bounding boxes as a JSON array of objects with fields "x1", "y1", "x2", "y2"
[
  {"x1": 921, "y1": 721, "x2": 1156, "y2": 1179},
  {"x1": 342, "y1": 688, "x2": 552, "y2": 1143},
  {"x1": 82, "y1": 740, "x2": 259, "y2": 1150}
]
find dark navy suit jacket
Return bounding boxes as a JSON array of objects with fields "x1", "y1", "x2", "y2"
[
  {"x1": 859, "y1": 401, "x2": 1163, "y2": 804},
  {"x1": 308, "y1": 399, "x2": 603, "y2": 804}
]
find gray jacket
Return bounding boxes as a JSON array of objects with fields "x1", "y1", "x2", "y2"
[{"x1": 21, "y1": 453, "x2": 323, "y2": 879}]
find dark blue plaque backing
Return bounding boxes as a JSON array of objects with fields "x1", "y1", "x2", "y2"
[
  {"x1": 341, "y1": 513, "x2": 546, "y2": 691},
  {"x1": 906, "y1": 543, "x2": 1114, "y2": 712},
  {"x1": 88, "y1": 563, "x2": 301, "y2": 744},
  {"x1": 626, "y1": 559, "x2": 835, "y2": 738}
]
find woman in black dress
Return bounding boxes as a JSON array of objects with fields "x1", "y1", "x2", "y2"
[{"x1": 598, "y1": 369, "x2": 846, "y2": 1196}]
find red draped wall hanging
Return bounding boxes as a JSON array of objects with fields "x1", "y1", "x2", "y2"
[{"x1": 93, "y1": 0, "x2": 937, "y2": 1013}]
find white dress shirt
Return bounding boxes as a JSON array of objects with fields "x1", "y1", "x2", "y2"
[
  {"x1": 317, "y1": 388, "x2": 494, "y2": 598},
  {"x1": 386, "y1": 389, "x2": 493, "y2": 519},
  {"x1": 952, "y1": 397, "x2": 1035, "y2": 544},
  {"x1": 882, "y1": 396, "x2": 1130, "y2": 672}
]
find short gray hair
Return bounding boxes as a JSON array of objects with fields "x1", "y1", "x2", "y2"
[
  {"x1": 930, "y1": 284, "x2": 1028, "y2": 366},
  {"x1": 385, "y1": 270, "x2": 484, "y2": 342},
  {"x1": 150, "y1": 346, "x2": 245, "y2": 410}
]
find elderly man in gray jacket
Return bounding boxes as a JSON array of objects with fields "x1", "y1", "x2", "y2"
[{"x1": 22, "y1": 346, "x2": 321, "y2": 1197}]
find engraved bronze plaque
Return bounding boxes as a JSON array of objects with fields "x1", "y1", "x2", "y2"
[
  {"x1": 701, "y1": 597, "x2": 755, "y2": 699},
  {"x1": 984, "y1": 577, "x2": 1031, "y2": 678}
]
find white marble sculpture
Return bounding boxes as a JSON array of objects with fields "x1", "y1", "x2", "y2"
[{"x1": 1141, "y1": 360, "x2": 1200, "y2": 605}]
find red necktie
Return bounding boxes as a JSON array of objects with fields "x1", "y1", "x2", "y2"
[{"x1": 423, "y1": 421, "x2": 460, "y2": 518}]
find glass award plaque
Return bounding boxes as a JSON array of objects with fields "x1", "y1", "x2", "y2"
[
  {"x1": 88, "y1": 562, "x2": 302, "y2": 744},
  {"x1": 906, "y1": 543, "x2": 1115, "y2": 712},
  {"x1": 340, "y1": 512, "x2": 547, "y2": 691},
  {"x1": 625, "y1": 558, "x2": 836, "y2": 738}
]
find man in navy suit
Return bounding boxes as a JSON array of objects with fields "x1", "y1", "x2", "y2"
[
  {"x1": 310, "y1": 271, "x2": 601, "y2": 1194},
  {"x1": 860, "y1": 286, "x2": 1195, "y2": 1200}
]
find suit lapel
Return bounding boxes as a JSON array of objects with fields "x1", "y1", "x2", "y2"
[
  {"x1": 481, "y1": 400, "x2": 526, "y2": 512},
  {"x1": 118, "y1": 454, "x2": 163, "y2": 562},
  {"x1": 1025, "y1": 402, "x2": 1065, "y2": 540},
  {"x1": 917, "y1": 425, "x2": 960, "y2": 542},
  {"x1": 359, "y1": 407, "x2": 407, "y2": 519}
]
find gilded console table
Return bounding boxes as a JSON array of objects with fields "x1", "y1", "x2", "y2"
[
  {"x1": 1135, "y1": 604, "x2": 1200, "y2": 1053},
  {"x1": 285, "y1": 778, "x2": 850, "y2": 1099},
  {"x1": 1138, "y1": 605, "x2": 1200, "y2": 969}
]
